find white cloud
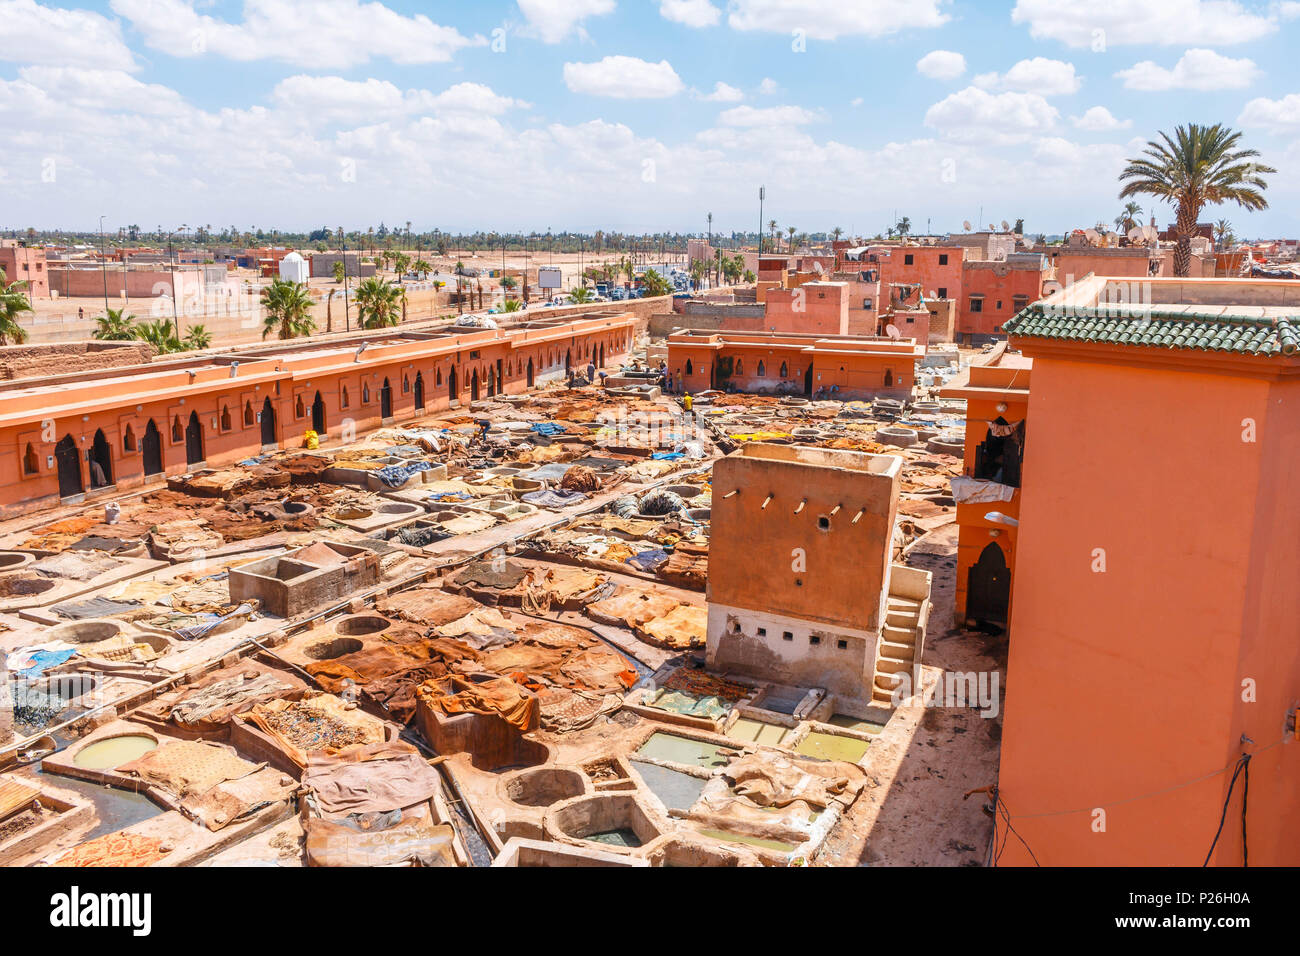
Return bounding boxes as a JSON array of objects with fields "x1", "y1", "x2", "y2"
[
  {"x1": 975, "y1": 57, "x2": 1081, "y2": 96},
  {"x1": 916, "y1": 50, "x2": 966, "y2": 80},
  {"x1": 700, "y1": 81, "x2": 744, "y2": 102},
  {"x1": 924, "y1": 87, "x2": 1059, "y2": 144},
  {"x1": 517, "y1": 0, "x2": 616, "y2": 43},
  {"x1": 1011, "y1": 0, "x2": 1277, "y2": 47},
  {"x1": 758, "y1": 77, "x2": 780, "y2": 95},
  {"x1": 563, "y1": 56, "x2": 685, "y2": 99},
  {"x1": 727, "y1": 0, "x2": 949, "y2": 40},
  {"x1": 659, "y1": 0, "x2": 721, "y2": 27},
  {"x1": 110, "y1": 0, "x2": 483, "y2": 67},
  {"x1": 271, "y1": 77, "x2": 527, "y2": 124},
  {"x1": 0, "y1": 0, "x2": 138, "y2": 71},
  {"x1": 850, "y1": 96, "x2": 864, "y2": 107},
  {"x1": 717, "y1": 105, "x2": 821, "y2": 127},
  {"x1": 1070, "y1": 106, "x2": 1131, "y2": 131},
  {"x1": 16, "y1": 66, "x2": 186, "y2": 115},
  {"x1": 1115, "y1": 49, "x2": 1260, "y2": 90},
  {"x1": 1238, "y1": 93, "x2": 1300, "y2": 134}
]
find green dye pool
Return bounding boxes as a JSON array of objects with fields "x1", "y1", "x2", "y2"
[
  {"x1": 637, "y1": 732, "x2": 729, "y2": 769},
  {"x1": 828, "y1": 715, "x2": 885, "y2": 735},
  {"x1": 585, "y1": 828, "x2": 643, "y2": 848},
  {"x1": 795, "y1": 732, "x2": 869, "y2": 763},
  {"x1": 729, "y1": 717, "x2": 789, "y2": 746},
  {"x1": 636, "y1": 762, "x2": 707, "y2": 812},
  {"x1": 697, "y1": 829, "x2": 797, "y2": 853},
  {"x1": 651, "y1": 689, "x2": 730, "y2": 720},
  {"x1": 72, "y1": 735, "x2": 158, "y2": 770}
]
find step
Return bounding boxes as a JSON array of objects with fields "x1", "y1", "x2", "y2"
[
  {"x1": 871, "y1": 690, "x2": 895, "y2": 705},
  {"x1": 874, "y1": 672, "x2": 904, "y2": 691},
  {"x1": 875, "y1": 656, "x2": 913, "y2": 675},
  {"x1": 882, "y1": 625, "x2": 916, "y2": 644},
  {"x1": 888, "y1": 596, "x2": 922, "y2": 610},
  {"x1": 877, "y1": 639, "x2": 915, "y2": 661},
  {"x1": 887, "y1": 609, "x2": 919, "y2": 628}
]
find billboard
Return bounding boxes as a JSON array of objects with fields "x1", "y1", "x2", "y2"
[{"x1": 537, "y1": 266, "x2": 562, "y2": 290}]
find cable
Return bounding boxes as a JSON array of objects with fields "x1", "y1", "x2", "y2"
[{"x1": 1203, "y1": 752, "x2": 1251, "y2": 867}]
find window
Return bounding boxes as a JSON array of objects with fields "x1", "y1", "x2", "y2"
[
  {"x1": 782, "y1": 631, "x2": 793, "y2": 641},
  {"x1": 436, "y1": 368, "x2": 443, "y2": 386},
  {"x1": 969, "y1": 297, "x2": 984, "y2": 313},
  {"x1": 23, "y1": 443, "x2": 38, "y2": 475},
  {"x1": 732, "y1": 621, "x2": 742, "y2": 633},
  {"x1": 220, "y1": 405, "x2": 231, "y2": 431},
  {"x1": 243, "y1": 401, "x2": 254, "y2": 426},
  {"x1": 1013, "y1": 295, "x2": 1029, "y2": 313},
  {"x1": 780, "y1": 361, "x2": 788, "y2": 377},
  {"x1": 996, "y1": 300, "x2": 1003, "y2": 310},
  {"x1": 837, "y1": 639, "x2": 849, "y2": 650},
  {"x1": 757, "y1": 360, "x2": 766, "y2": 377},
  {"x1": 295, "y1": 396, "x2": 305, "y2": 418},
  {"x1": 809, "y1": 636, "x2": 821, "y2": 646},
  {"x1": 938, "y1": 254, "x2": 949, "y2": 265},
  {"x1": 884, "y1": 369, "x2": 893, "y2": 387},
  {"x1": 818, "y1": 516, "x2": 829, "y2": 530},
  {"x1": 363, "y1": 384, "x2": 371, "y2": 404},
  {"x1": 937, "y1": 287, "x2": 947, "y2": 299},
  {"x1": 341, "y1": 386, "x2": 350, "y2": 408},
  {"x1": 757, "y1": 627, "x2": 766, "y2": 637},
  {"x1": 735, "y1": 359, "x2": 743, "y2": 375},
  {"x1": 122, "y1": 425, "x2": 136, "y2": 452},
  {"x1": 685, "y1": 359, "x2": 693, "y2": 375},
  {"x1": 172, "y1": 417, "x2": 183, "y2": 443},
  {"x1": 863, "y1": 298, "x2": 873, "y2": 310},
  {"x1": 904, "y1": 254, "x2": 914, "y2": 265},
  {"x1": 402, "y1": 376, "x2": 409, "y2": 393}
]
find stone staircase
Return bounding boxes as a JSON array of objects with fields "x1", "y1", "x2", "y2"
[{"x1": 870, "y1": 566, "x2": 932, "y2": 706}]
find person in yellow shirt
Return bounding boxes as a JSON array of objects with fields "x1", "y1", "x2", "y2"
[{"x1": 683, "y1": 394, "x2": 693, "y2": 412}]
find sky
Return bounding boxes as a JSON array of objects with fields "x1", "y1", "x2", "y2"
[{"x1": 1, "y1": 0, "x2": 1298, "y2": 238}]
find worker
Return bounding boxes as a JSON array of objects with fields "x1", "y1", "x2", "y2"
[
  {"x1": 586, "y1": 360, "x2": 596, "y2": 382},
  {"x1": 683, "y1": 393, "x2": 693, "y2": 412},
  {"x1": 474, "y1": 418, "x2": 491, "y2": 443}
]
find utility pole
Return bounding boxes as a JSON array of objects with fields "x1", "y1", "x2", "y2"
[
  {"x1": 167, "y1": 227, "x2": 180, "y2": 338},
  {"x1": 339, "y1": 226, "x2": 350, "y2": 331},
  {"x1": 757, "y1": 186, "x2": 765, "y2": 258},
  {"x1": 98, "y1": 215, "x2": 109, "y2": 314}
]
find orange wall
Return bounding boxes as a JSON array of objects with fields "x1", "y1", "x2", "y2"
[
  {"x1": 764, "y1": 283, "x2": 849, "y2": 335},
  {"x1": 997, "y1": 353, "x2": 1300, "y2": 865},
  {"x1": 959, "y1": 264, "x2": 1045, "y2": 338},
  {"x1": 878, "y1": 246, "x2": 964, "y2": 301}
]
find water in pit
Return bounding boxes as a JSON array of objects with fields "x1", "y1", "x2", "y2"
[
  {"x1": 635, "y1": 762, "x2": 707, "y2": 812},
  {"x1": 35, "y1": 771, "x2": 164, "y2": 841},
  {"x1": 729, "y1": 717, "x2": 789, "y2": 746},
  {"x1": 697, "y1": 829, "x2": 797, "y2": 853},
  {"x1": 637, "y1": 732, "x2": 730, "y2": 769},
  {"x1": 794, "y1": 732, "x2": 869, "y2": 763},
  {"x1": 828, "y1": 715, "x2": 885, "y2": 735},
  {"x1": 585, "y1": 828, "x2": 643, "y2": 848},
  {"x1": 72, "y1": 735, "x2": 158, "y2": 770}
]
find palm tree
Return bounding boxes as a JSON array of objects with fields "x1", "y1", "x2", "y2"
[
  {"x1": 831, "y1": 226, "x2": 844, "y2": 243},
  {"x1": 182, "y1": 325, "x2": 212, "y2": 350},
  {"x1": 1213, "y1": 218, "x2": 1236, "y2": 250},
  {"x1": 786, "y1": 225, "x2": 797, "y2": 253},
  {"x1": 0, "y1": 267, "x2": 32, "y2": 345},
  {"x1": 354, "y1": 277, "x2": 403, "y2": 329},
  {"x1": 93, "y1": 307, "x2": 137, "y2": 341},
  {"x1": 896, "y1": 216, "x2": 912, "y2": 237},
  {"x1": 135, "y1": 318, "x2": 183, "y2": 354},
  {"x1": 1114, "y1": 200, "x2": 1143, "y2": 233},
  {"x1": 260, "y1": 277, "x2": 316, "y2": 340},
  {"x1": 568, "y1": 286, "x2": 594, "y2": 304},
  {"x1": 767, "y1": 220, "x2": 777, "y2": 254},
  {"x1": 1119, "y1": 123, "x2": 1273, "y2": 276},
  {"x1": 501, "y1": 298, "x2": 525, "y2": 313}
]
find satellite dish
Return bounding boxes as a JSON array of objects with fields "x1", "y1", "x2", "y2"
[
  {"x1": 987, "y1": 223, "x2": 996, "y2": 231},
  {"x1": 1085, "y1": 229, "x2": 1101, "y2": 243},
  {"x1": 1127, "y1": 226, "x2": 1145, "y2": 243},
  {"x1": 1143, "y1": 225, "x2": 1159, "y2": 241},
  {"x1": 1001, "y1": 220, "x2": 1010, "y2": 232},
  {"x1": 1105, "y1": 232, "x2": 1121, "y2": 245},
  {"x1": 962, "y1": 220, "x2": 972, "y2": 232},
  {"x1": 927, "y1": 289, "x2": 937, "y2": 299},
  {"x1": 885, "y1": 324, "x2": 901, "y2": 339}
]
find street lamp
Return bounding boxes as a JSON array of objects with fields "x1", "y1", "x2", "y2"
[{"x1": 98, "y1": 215, "x2": 109, "y2": 314}]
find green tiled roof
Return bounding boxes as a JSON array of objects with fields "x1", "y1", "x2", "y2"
[{"x1": 1003, "y1": 305, "x2": 1299, "y2": 357}]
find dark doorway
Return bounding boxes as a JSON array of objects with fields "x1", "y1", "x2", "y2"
[
  {"x1": 486, "y1": 366, "x2": 495, "y2": 397},
  {"x1": 803, "y1": 365, "x2": 813, "y2": 397},
  {"x1": 496, "y1": 359, "x2": 503, "y2": 394},
  {"x1": 598, "y1": 343, "x2": 605, "y2": 367},
  {"x1": 142, "y1": 419, "x2": 163, "y2": 476},
  {"x1": 380, "y1": 378, "x2": 393, "y2": 418},
  {"x1": 311, "y1": 391, "x2": 326, "y2": 433},
  {"x1": 261, "y1": 397, "x2": 277, "y2": 446},
  {"x1": 56, "y1": 435, "x2": 82, "y2": 497},
  {"x1": 974, "y1": 417, "x2": 1023, "y2": 487},
  {"x1": 185, "y1": 411, "x2": 204, "y2": 466},
  {"x1": 414, "y1": 372, "x2": 425, "y2": 411},
  {"x1": 564, "y1": 349, "x2": 571, "y2": 373},
  {"x1": 89, "y1": 429, "x2": 113, "y2": 487},
  {"x1": 967, "y1": 542, "x2": 1010, "y2": 625},
  {"x1": 448, "y1": 366, "x2": 458, "y2": 401},
  {"x1": 526, "y1": 358, "x2": 534, "y2": 387},
  {"x1": 470, "y1": 369, "x2": 480, "y2": 401}
]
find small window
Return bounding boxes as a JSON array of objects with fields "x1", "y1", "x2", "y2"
[
  {"x1": 122, "y1": 425, "x2": 136, "y2": 452},
  {"x1": 757, "y1": 627, "x2": 767, "y2": 637},
  {"x1": 172, "y1": 417, "x2": 183, "y2": 443},
  {"x1": 732, "y1": 621, "x2": 742, "y2": 633},
  {"x1": 757, "y1": 360, "x2": 766, "y2": 377},
  {"x1": 402, "y1": 376, "x2": 410, "y2": 393},
  {"x1": 818, "y1": 516, "x2": 829, "y2": 530},
  {"x1": 220, "y1": 405, "x2": 232, "y2": 431},
  {"x1": 341, "y1": 386, "x2": 350, "y2": 408},
  {"x1": 996, "y1": 300, "x2": 1003, "y2": 310},
  {"x1": 782, "y1": 631, "x2": 793, "y2": 641},
  {"x1": 735, "y1": 359, "x2": 743, "y2": 375},
  {"x1": 780, "y1": 361, "x2": 788, "y2": 377},
  {"x1": 863, "y1": 298, "x2": 873, "y2": 310},
  {"x1": 23, "y1": 443, "x2": 38, "y2": 475},
  {"x1": 938, "y1": 254, "x2": 948, "y2": 265},
  {"x1": 295, "y1": 395, "x2": 305, "y2": 418},
  {"x1": 243, "y1": 401, "x2": 254, "y2": 426},
  {"x1": 363, "y1": 384, "x2": 371, "y2": 404},
  {"x1": 809, "y1": 636, "x2": 821, "y2": 646},
  {"x1": 969, "y1": 297, "x2": 984, "y2": 313},
  {"x1": 837, "y1": 639, "x2": 849, "y2": 650},
  {"x1": 904, "y1": 254, "x2": 914, "y2": 265},
  {"x1": 937, "y1": 287, "x2": 947, "y2": 298},
  {"x1": 436, "y1": 368, "x2": 443, "y2": 386}
]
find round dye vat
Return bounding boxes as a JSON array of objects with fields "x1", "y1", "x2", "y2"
[{"x1": 73, "y1": 734, "x2": 158, "y2": 770}]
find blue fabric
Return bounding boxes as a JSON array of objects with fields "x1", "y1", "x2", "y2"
[
  {"x1": 625, "y1": 549, "x2": 669, "y2": 572},
  {"x1": 651, "y1": 452, "x2": 684, "y2": 461},
  {"x1": 427, "y1": 490, "x2": 474, "y2": 502},
  {"x1": 373, "y1": 460, "x2": 433, "y2": 488},
  {"x1": 173, "y1": 603, "x2": 255, "y2": 641},
  {"x1": 529, "y1": 422, "x2": 566, "y2": 437},
  {"x1": 238, "y1": 457, "x2": 266, "y2": 466},
  {"x1": 16, "y1": 648, "x2": 78, "y2": 679}
]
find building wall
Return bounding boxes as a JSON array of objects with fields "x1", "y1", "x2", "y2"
[
  {"x1": 877, "y1": 246, "x2": 965, "y2": 302},
  {"x1": 47, "y1": 266, "x2": 209, "y2": 299},
  {"x1": 0, "y1": 247, "x2": 50, "y2": 298},
  {"x1": 958, "y1": 261, "x2": 1046, "y2": 341},
  {"x1": 763, "y1": 282, "x2": 849, "y2": 335},
  {"x1": 0, "y1": 317, "x2": 634, "y2": 518},
  {"x1": 996, "y1": 354, "x2": 1300, "y2": 865}
]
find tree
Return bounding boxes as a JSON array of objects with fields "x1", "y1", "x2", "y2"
[
  {"x1": 500, "y1": 275, "x2": 518, "y2": 290},
  {"x1": 1114, "y1": 201, "x2": 1143, "y2": 233},
  {"x1": 786, "y1": 225, "x2": 797, "y2": 252},
  {"x1": 135, "y1": 318, "x2": 183, "y2": 354},
  {"x1": 896, "y1": 216, "x2": 912, "y2": 237},
  {"x1": 260, "y1": 277, "x2": 317, "y2": 340},
  {"x1": 568, "y1": 286, "x2": 594, "y2": 304},
  {"x1": 183, "y1": 325, "x2": 212, "y2": 350},
  {"x1": 92, "y1": 307, "x2": 137, "y2": 341},
  {"x1": 333, "y1": 260, "x2": 345, "y2": 284},
  {"x1": 767, "y1": 219, "x2": 777, "y2": 254},
  {"x1": 354, "y1": 277, "x2": 403, "y2": 329},
  {"x1": 1119, "y1": 123, "x2": 1273, "y2": 276},
  {"x1": 1213, "y1": 218, "x2": 1236, "y2": 250},
  {"x1": 640, "y1": 269, "x2": 672, "y2": 297},
  {"x1": 831, "y1": 226, "x2": 843, "y2": 243},
  {"x1": 742, "y1": 269, "x2": 755, "y2": 283},
  {"x1": 500, "y1": 298, "x2": 524, "y2": 313},
  {"x1": 0, "y1": 267, "x2": 32, "y2": 345}
]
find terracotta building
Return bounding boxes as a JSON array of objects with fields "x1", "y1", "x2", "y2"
[
  {"x1": 994, "y1": 275, "x2": 1300, "y2": 865},
  {"x1": 0, "y1": 244, "x2": 49, "y2": 298},
  {"x1": 938, "y1": 342, "x2": 1031, "y2": 627},
  {"x1": 667, "y1": 329, "x2": 922, "y2": 400},
  {"x1": 957, "y1": 253, "x2": 1049, "y2": 344},
  {"x1": 762, "y1": 281, "x2": 849, "y2": 335},
  {"x1": 707, "y1": 442, "x2": 931, "y2": 709},
  {"x1": 0, "y1": 313, "x2": 635, "y2": 518}
]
